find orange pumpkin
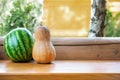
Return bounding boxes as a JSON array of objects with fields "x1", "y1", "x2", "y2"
[{"x1": 32, "y1": 26, "x2": 56, "y2": 63}]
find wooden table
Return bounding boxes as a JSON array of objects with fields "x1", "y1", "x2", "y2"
[{"x1": 0, "y1": 60, "x2": 120, "y2": 80}]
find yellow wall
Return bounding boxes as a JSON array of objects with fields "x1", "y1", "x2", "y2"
[
  {"x1": 43, "y1": 0, "x2": 90, "y2": 37},
  {"x1": 43, "y1": 0, "x2": 120, "y2": 37}
]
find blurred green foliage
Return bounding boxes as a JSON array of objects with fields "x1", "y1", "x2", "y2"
[
  {"x1": 0, "y1": 0, "x2": 42, "y2": 36},
  {"x1": 104, "y1": 10, "x2": 120, "y2": 37}
]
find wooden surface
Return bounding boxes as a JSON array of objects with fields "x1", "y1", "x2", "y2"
[
  {"x1": 1, "y1": 44, "x2": 120, "y2": 60},
  {"x1": 1, "y1": 37, "x2": 120, "y2": 46},
  {"x1": 0, "y1": 60, "x2": 120, "y2": 80},
  {"x1": 0, "y1": 46, "x2": 8, "y2": 60},
  {"x1": 52, "y1": 37, "x2": 120, "y2": 46},
  {"x1": 0, "y1": 37, "x2": 4, "y2": 46},
  {"x1": 55, "y1": 44, "x2": 120, "y2": 60},
  {"x1": 1, "y1": 37, "x2": 120, "y2": 60}
]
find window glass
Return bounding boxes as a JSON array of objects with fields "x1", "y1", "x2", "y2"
[
  {"x1": 43, "y1": 0, "x2": 120, "y2": 37},
  {"x1": 43, "y1": 0, "x2": 90, "y2": 37},
  {"x1": 0, "y1": 0, "x2": 120, "y2": 37}
]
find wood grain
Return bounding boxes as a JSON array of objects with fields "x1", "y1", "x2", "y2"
[
  {"x1": 1, "y1": 44, "x2": 120, "y2": 60},
  {"x1": 0, "y1": 37, "x2": 4, "y2": 46},
  {"x1": 0, "y1": 60, "x2": 120, "y2": 80},
  {"x1": 55, "y1": 44, "x2": 120, "y2": 60},
  {"x1": 0, "y1": 46, "x2": 8, "y2": 60},
  {"x1": 52, "y1": 37, "x2": 120, "y2": 46},
  {"x1": 1, "y1": 37, "x2": 120, "y2": 46},
  {"x1": 1, "y1": 37, "x2": 120, "y2": 60},
  {"x1": 0, "y1": 74, "x2": 120, "y2": 80}
]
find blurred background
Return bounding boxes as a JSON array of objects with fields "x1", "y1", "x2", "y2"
[
  {"x1": 0, "y1": 0, "x2": 120, "y2": 37},
  {"x1": 43, "y1": 0, "x2": 120, "y2": 37}
]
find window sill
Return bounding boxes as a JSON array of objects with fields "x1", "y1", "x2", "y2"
[
  {"x1": 1, "y1": 37, "x2": 120, "y2": 60},
  {"x1": 0, "y1": 60, "x2": 120, "y2": 80}
]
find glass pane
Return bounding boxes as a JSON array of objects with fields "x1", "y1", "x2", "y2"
[
  {"x1": 43, "y1": 0, "x2": 90, "y2": 37},
  {"x1": 0, "y1": 0, "x2": 120, "y2": 37},
  {"x1": 43, "y1": 0, "x2": 120, "y2": 37}
]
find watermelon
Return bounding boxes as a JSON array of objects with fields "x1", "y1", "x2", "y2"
[{"x1": 4, "y1": 28, "x2": 34, "y2": 62}]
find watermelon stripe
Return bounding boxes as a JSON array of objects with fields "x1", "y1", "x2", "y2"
[
  {"x1": 24, "y1": 29, "x2": 33, "y2": 60},
  {"x1": 30, "y1": 34, "x2": 34, "y2": 48},
  {"x1": 21, "y1": 30, "x2": 29, "y2": 60},
  {"x1": 27, "y1": 30, "x2": 34, "y2": 48},
  {"x1": 9, "y1": 33, "x2": 20, "y2": 61},
  {"x1": 29, "y1": 38, "x2": 33, "y2": 59},
  {"x1": 4, "y1": 39, "x2": 9, "y2": 57},
  {"x1": 12, "y1": 32, "x2": 24, "y2": 61},
  {"x1": 22, "y1": 30, "x2": 32, "y2": 59},
  {"x1": 20, "y1": 30, "x2": 30, "y2": 60},
  {"x1": 4, "y1": 38, "x2": 15, "y2": 61},
  {"x1": 16, "y1": 31, "x2": 26, "y2": 60},
  {"x1": 7, "y1": 35, "x2": 18, "y2": 62},
  {"x1": 27, "y1": 30, "x2": 34, "y2": 59}
]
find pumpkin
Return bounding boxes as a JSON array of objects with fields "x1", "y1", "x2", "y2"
[{"x1": 32, "y1": 26, "x2": 56, "y2": 63}]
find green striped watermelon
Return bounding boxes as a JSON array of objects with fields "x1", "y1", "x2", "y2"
[{"x1": 4, "y1": 28, "x2": 34, "y2": 62}]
